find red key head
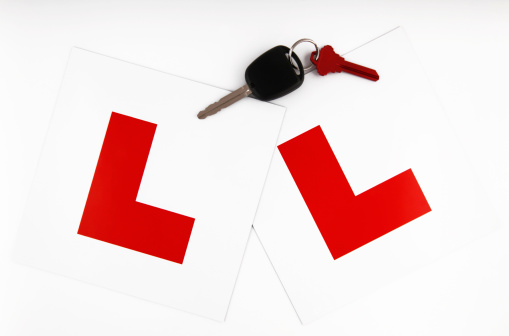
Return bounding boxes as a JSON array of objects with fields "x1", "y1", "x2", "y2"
[{"x1": 311, "y1": 45, "x2": 345, "y2": 76}]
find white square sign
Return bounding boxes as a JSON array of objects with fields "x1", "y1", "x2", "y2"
[
  {"x1": 253, "y1": 28, "x2": 498, "y2": 323},
  {"x1": 14, "y1": 48, "x2": 285, "y2": 321}
]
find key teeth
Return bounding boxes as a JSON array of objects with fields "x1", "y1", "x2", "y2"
[
  {"x1": 197, "y1": 85, "x2": 251, "y2": 120},
  {"x1": 197, "y1": 102, "x2": 218, "y2": 119},
  {"x1": 197, "y1": 97, "x2": 228, "y2": 119}
]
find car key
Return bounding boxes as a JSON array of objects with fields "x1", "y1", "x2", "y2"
[
  {"x1": 197, "y1": 39, "x2": 379, "y2": 119},
  {"x1": 197, "y1": 45, "x2": 304, "y2": 119}
]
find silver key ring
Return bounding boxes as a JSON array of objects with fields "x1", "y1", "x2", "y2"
[{"x1": 288, "y1": 38, "x2": 320, "y2": 74}]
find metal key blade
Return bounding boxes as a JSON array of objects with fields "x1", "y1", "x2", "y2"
[
  {"x1": 197, "y1": 84, "x2": 252, "y2": 119},
  {"x1": 341, "y1": 61, "x2": 379, "y2": 81}
]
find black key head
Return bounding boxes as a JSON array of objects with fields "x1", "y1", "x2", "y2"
[{"x1": 245, "y1": 45, "x2": 304, "y2": 101}]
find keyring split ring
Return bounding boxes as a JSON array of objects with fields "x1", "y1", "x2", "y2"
[{"x1": 288, "y1": 38, "x2": 319, "y2": 74}]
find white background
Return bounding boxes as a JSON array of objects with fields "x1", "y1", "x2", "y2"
[{"x1": 1, "y1": 0, "x2": 508, "y2": 335}]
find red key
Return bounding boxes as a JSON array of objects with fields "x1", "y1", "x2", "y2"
[{"x1": 311, "y1": 45, "x2": 379, "y2": 81}]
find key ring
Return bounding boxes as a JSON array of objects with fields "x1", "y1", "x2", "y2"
[{"x1": 288, "y1": 38, "x2": 320, "y2": 74}]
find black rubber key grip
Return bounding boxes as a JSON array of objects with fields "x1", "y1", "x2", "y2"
[{"x1": 245, "y1": 45, "x2": 304, "y2": 101}]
